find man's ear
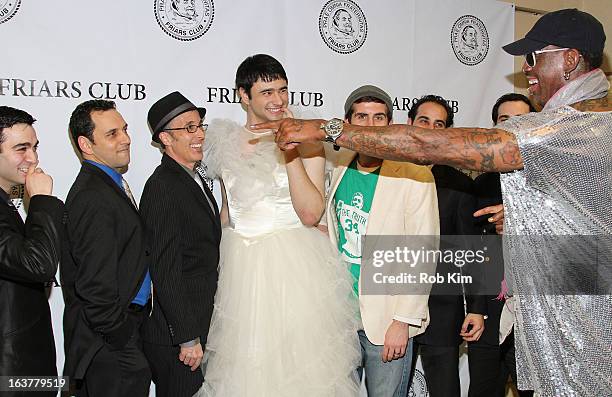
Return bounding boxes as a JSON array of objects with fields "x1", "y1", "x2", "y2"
[
  {"x1": 158, "y1": 131, "x2": 173, "y2": 147},
  {"x1": 407, "y1": 118, "x2": 414, "y2": 126},
  {"x1": 239, "y1": 87, "x2": 250, "y2": 106},
  {"x1": 77, "y1": 135, "x2": 93, "y2": 155},
  {"x1": 564, "y1": 49, "x2": 582, "y2": 74}
]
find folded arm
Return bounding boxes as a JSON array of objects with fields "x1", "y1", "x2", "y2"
[{"x1": 0, "y1": 195, "x2": 64, "y2": 284}]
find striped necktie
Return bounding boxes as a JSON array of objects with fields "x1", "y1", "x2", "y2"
[
  {"x1": 121, "y1": 178, "x2": 138, "y2": 209},
  {"x1": 194, "y1": 163, "x2": 214, "y2": 192}
]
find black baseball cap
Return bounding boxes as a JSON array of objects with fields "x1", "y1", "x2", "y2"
[
  {"x1": 147, "y1": 91, "x2": 206, "y2": 144},
  {"x1": 502, "y1": 8, "x2": 605, "y2": 56}
]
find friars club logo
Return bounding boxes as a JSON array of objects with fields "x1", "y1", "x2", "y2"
[
  {"x1": 408, "y1": 368, "x2": 428, "y2": 397},
  {"x1": 0, "y1": 0, "x2": 20, "y2": 24},
  {"x1": 451, "y1": 15, "x2": 489, "y2": 66},
  {"x1": 154, "y1": 0, "x2": 214, "y2": 41},
  {"x1": 319, "y1": 0, "x2": 367, "y2": 54}
]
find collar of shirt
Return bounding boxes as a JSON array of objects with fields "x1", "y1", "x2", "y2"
[
  {"x1": 179, "y1": 163, "x2": 197, "y2": 179},
  {"x1": 84, "y1": 160, "x2": 123, "y2": 189}
]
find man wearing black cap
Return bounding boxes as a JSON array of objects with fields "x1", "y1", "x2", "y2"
[
  {"x1": 260, "y1": 9, "x2": 611, "y2": 396},
  {"x1": 324, "y1": 85, "x2": 439, "y2": 397},
  {"x1": 140, "y1": 92, "x2": 220, "y2": 396},
  {"x1": 63, "y1": 100, "x2": 151, "y2": 396}
]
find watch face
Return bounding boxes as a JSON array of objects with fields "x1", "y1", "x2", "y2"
[{"x1": 326, "y1": 118, "x2": 343, "y2": 138}]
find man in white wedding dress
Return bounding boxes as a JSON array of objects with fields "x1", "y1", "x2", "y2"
[{"x1": 196, "y1": 54, "x2": 361, "y2": 396}]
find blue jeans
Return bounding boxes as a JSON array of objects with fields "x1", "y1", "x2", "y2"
[{"x1": 357, "y1": 330, "x2": 414, "y2": 397}]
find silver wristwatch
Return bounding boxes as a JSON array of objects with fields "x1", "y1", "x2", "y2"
[{"x1": 321, "y1": 118, "x2": 343, "y2": 150}]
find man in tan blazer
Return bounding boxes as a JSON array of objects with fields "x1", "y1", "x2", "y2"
[{"x1": 323, "y1": 85, "x2": 439, "y2": 397}]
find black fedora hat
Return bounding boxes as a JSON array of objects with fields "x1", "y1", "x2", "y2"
[{"x1": 147, "y1": 91, "x2": 206, "y2": 143}]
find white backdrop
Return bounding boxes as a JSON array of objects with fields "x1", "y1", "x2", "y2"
[{"x1": 2, "y1": 0, "x2": 514, "y2": 395}]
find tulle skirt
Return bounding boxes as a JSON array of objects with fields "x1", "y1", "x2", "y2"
[{"x1": 197, "y1": 226, "x2": 361, "y2": 396}]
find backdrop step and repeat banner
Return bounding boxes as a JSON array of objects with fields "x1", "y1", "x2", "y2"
[{"x1": 2, "y1": 1, "x2": 514, "y2": 395}]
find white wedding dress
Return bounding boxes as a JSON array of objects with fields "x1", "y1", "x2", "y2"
[{"x1": 196, "y1": 119, "x2": 361, "y2": 397}]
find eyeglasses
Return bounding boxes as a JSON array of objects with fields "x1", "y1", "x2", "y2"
[
  {"x1": 525, "y1": 48, "x2": 568, "y2": 67},
  {"x1": 163, "y1": 123, "x2": 208, "y2": 134}
]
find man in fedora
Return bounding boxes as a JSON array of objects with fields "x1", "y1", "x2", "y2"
[{"x1": 140, "y1": 92, "x2": 221, "y2": 396}]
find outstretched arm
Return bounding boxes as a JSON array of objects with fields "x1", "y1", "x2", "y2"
[{"x1": 254, "y1": 119, "x2": 523, "y2": 173}]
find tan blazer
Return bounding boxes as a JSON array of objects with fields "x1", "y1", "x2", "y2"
[{"x1": 325, "y1": 152, "x2": 440, "y2": 345}]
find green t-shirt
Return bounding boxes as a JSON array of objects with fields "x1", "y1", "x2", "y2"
[{"x1": 334, "y1": 157, "x2": 380, "y2": 297}]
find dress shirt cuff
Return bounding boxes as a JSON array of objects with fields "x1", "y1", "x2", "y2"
[
  {"x1": 392, "y1": 316, "x2": 423, "y2": 327},
  {"x1": 179, "y1": 337, "x2": 201, "y2": 348}
]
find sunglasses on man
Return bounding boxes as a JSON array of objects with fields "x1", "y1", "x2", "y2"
[{"x1": 525, "y1": 48, "x2": 568, "y2": 67}]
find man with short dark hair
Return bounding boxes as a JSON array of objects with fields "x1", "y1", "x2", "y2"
[
  {"x1": 469, "y1": 93, "x2": 535, "y2": 397},
  {"x1": 325, "y1": 85, "x2": 438, "y2": 397},
  {"x1": 491, "y1": 93, "x2": 536, "y2": 125},
  {"x1": 407, "y1": 95, "x2": 486, "y2": 397},
  {"x1": 140, "y1": 92, "x2": 220, "y2": 397},
  {"x1": 198, "y1": 54, "x2": 360, "y2": 396},
  {"x1": 0, "y1": 106, "x2": 63, "y2": 397},
  {"x1": 62, "y1": 100, "x2": 151, "y2": 397},
  {"x1": 263, "y1": 8, "x2": 611, "y2": 396}
]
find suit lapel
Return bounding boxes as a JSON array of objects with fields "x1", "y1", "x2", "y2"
[
  {"x1": 162, "y1": 155, "x2": 221, "y2": 230},
  {"x1": 82, "y1": 162, "x2": 139, "y2": 215},
  {"x1": 327, "y1": 152, "x2": 356, "y2": 242},
  {"x1": 362, "y1": 161, "x2": 400, "y2": 252},
  {"x1": 0, "y1": 191, "x2": 24, "y2": 232},
  {"x1": 195, "y1": 172, "x2": 220, "y2": 218}
]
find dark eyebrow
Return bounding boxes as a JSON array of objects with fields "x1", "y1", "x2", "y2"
[
  {"x1": 12, "y1": 140, "x2": 38, "y2": 149},
  {"x1": 106, "y1": 123, "x2": 128, "y2": 135},
  {"x1": 259, "y1": 86, "x2": 288, "y2": 94},
  {"x1": 184, "y1": 119, "x2": 203, "y2": 127},
  {"x1": 416, "y1": 115, "x2": 430, "y2": 121}
]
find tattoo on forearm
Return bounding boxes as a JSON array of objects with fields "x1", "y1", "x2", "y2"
[
  {"x1": 571, "y1": 97, "x2": 611, "y2": 112},
  {"x1": 341, "y1": 125, "x2": 523, "y2": 172}
]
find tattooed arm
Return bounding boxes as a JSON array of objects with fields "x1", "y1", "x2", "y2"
[{"x1": 253, "y1": 118, "x2": 523, "y2": 172}]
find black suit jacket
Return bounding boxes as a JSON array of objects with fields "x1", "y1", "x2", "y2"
[
  {"x1": 0, "y1": 191, "x2": 63, "y2": 380},
  {"x1": 139, "y1": 154, "x2": 220, "y2": 346},
  {"x1": 61, "y1": 162, "x2": 150, "y2": 379},
  {"x1": 471, "y1": 172, "x2": 505, "y2": 347},
  {"x1": 416, "y1": 165, "x2": 487, "y2": 346}
]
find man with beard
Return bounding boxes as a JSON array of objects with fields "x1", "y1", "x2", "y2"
[
  {"x1": 171, "y1": 0, "x2": 197, "y2": 22},
  {"x1": 331, "y1": 9, "x2": 355, "y2": 42},
  {"x1": 258, "y1": 9, "x2": 611, "y2": 397}
]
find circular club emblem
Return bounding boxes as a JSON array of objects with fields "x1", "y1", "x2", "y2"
[
  {"x1": 0, "y1": 0, "x2": 20, "y2": 25},
  {"x1": 451, "y1": 15, "x2": 489, "y2": 66},
  {"x1": 319, "y1": 0, "x2": 367, "y2": 54},
  {"x1": 408, "y1": 368, "x2": 428, "y2": 397},
  {"x1": 154, "y1": 0, "x2": 214, "y2": 41}
]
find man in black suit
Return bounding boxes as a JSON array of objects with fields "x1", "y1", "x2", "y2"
[
  {"x1": 469, "y1": 93, "x2": 535, "y2": 397},
  {"x1": 140, "y1": 92, "x2": 220, "y2": 396},
  {"x1": 0, "y1": 106, "x2": 63, "y2": 396},
  {"x1": 408, "y1": 95, "x2": 487, "y2": 397},
  {"x1": 62, "y1": 100, "x2": 151, "y2": 396}
]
